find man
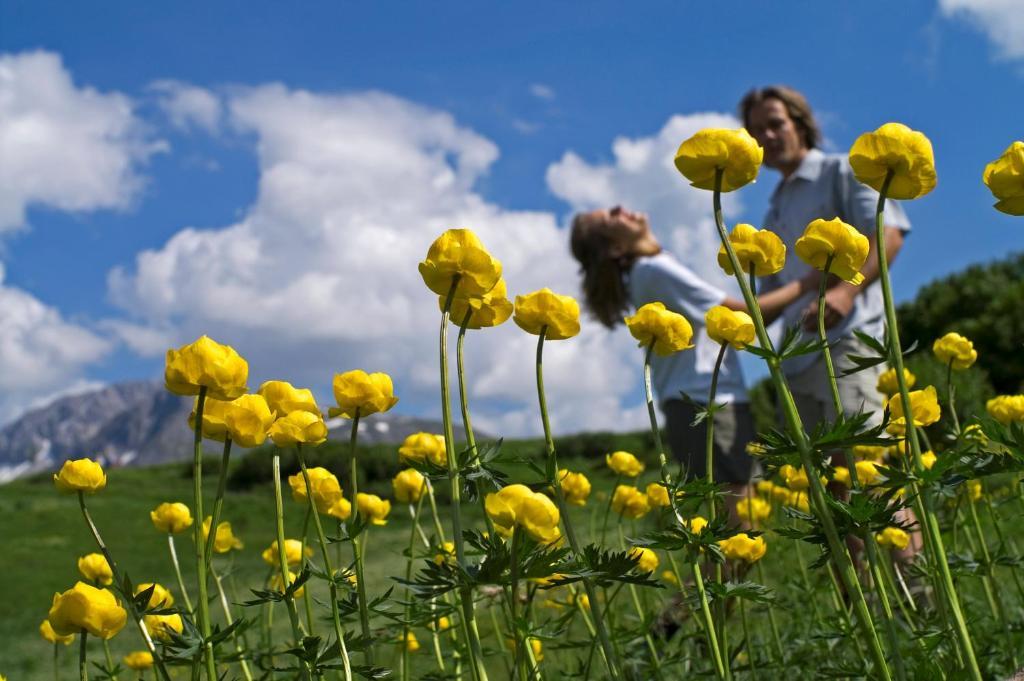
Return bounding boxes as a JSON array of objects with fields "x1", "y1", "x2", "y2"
[{"x1": 740, "y1": 85, "x2": 910, "y2": 425}]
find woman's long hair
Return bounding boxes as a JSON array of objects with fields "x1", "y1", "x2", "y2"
[{"x1": 570, "y1": 212, "x2": 635, "y2": 329}]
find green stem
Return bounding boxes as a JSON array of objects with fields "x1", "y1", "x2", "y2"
[
  {"x1": 345, "y1": 414, "x2": 374, "y2": 664},
  {"x1": 872, "y1": 170, "x2": 981, "y2": 680},
  {"x1": 210, "y1": 562, "x2": 254, "y2": 681},
  {"x1": 79, "y1": 629, "x2": 88, "y2": 681},
  {"x1": 53, "y1": 643, "x2": 59, "y2": 681},
  {"x1": 190, "y1": 387, "x2": 218, "y2": 681},
  {"x1": 167, "y1": 535, "x2": 194, "y2": 614},
  {"x1": 101, "y1": 638, "x2": 117, "y2": 681},
  {"x1": 692, "y1": 561, "x2": 727, "y2": 680},
  {"x1": 966, "y1": 495, "x2": 1016, "y2": 667},
  {"x1": 204, "y1": 438, "x2": 233, "y2": 572},
  {"x1": 509, "y1": 529, "x2": 528, "y2": 681},
  {"x1": 295, "y1": 444, "x2": 355, "y2": 680},
  {"x1": 705, "y1": 342, "x2": 728, "y2": 501},
  {"x1": 402, "y1": 496, "x2": 426, "y2": 681},
  {"x1": 946, "y1": 361, "x2": 961, "y2": 434},
  {"x1": 754, "y1": 561, "x2": 784, "y2": 665},
  {"x1": 982, "y1": 495, "x2": 1024, "y2": 603},
  {"x1": 642, "y1": 343, "x2": 669, "y2": 479},
  {"x1": 299, "y1": 506, "x2": 316, "y2": 635},
  {"x1": 712, "y1": 170, "x2": 891, "y2": 680},
  {"x1": 536, "y1": 329, "x2": 623, "y2": 681},
  {"x1": 739, "y1": 594, "x2": 757, "y2": 680},
  {"x1": 618, "y1": 526, "x2": 664, "y2": 679}
]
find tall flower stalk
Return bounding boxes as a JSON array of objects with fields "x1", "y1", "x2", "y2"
[
  {"x1": 190, "y1": 387, "x2": 218, "y2": 681},
  {"x1": 345, "y1": 412, "x2": 374, "y2": 662}
]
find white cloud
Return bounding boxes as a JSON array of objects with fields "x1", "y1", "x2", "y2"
[
  {"x1": 0, "y1": 264, "x2": 110, "y2": 423},
  {"x1": 529, "y1": 83, "x2": 556, "y2": 101},
  {"x1": 0, "y1": 50, "x2": 164, "y2": 231},
  {"x1": 940, "y1": 0, "x2": 1024, "y2": 61},
  {"x1": 149, "y1": 80, "x2": 223, "y2": 133}
]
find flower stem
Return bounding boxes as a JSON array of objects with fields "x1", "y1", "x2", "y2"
[
  {"x1": 203, "y1": 438, "x2": 233, "y2": 572},
  {"x1": 190, "y1": 386, "x2": 218, "y2": 681},
  {"x1": 101, "y1": 638, "x2": 117, "y2": 681},
  {"x1": 345, "y1": 414, "x2": 374, "y2": 664},
  {"x1": 295, "y1": 444, "x2": 354, "y2": 681},
  {"x1": 872, "y1": 170, "x2": 981, "y2": 680},
  {"x1": 299, "y1": 506, "x2": 316, "y2": 635},
  {"x1": 754, "y1": 560, "x2": 784, "y2": 665},
  {"x1": 402, "y1": 496, "x2": 426, "y2": 681},
  {"x1": 536, "y1": 329, "x2": 623, "y2": 681},
  {"x1": 79, "y1": 629, "x2": 88, "y2": 681},
  {"x1": 167, "y1": 534, "x2": 194, "y2": 614},
  {"x1": 617, "y1": 526, "x2": 664, "y2": 679},
  {"x1": 210, "y1": 562, "x2": 255, "y2": 681},
  {"x1": 692, "y1": 560, "x2": 727, "y2": 680}
]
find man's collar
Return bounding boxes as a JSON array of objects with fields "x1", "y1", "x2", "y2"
[{"x1": 789, "y1": 147, "x2": 825, "y2": 182}]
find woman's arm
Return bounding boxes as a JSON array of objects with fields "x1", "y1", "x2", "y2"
[{"x1": 720, "y1": 270, "x2": 821, "y2": 323}]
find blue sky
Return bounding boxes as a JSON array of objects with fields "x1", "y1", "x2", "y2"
[{"x1": 0, "y1": 0, "x2": 1021, "y2": 434}]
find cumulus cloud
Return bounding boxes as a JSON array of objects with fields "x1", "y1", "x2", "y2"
[
  {"x1": 940, "y1": 0, "x2": 1024, "y2": 61},
  {"x1": 149, "y1": 80, "x2": 223, "y2": 133},
  {"x1": 0, "y1": 50, "x2": 164, "y2": 231},
  {"x1": 0, "y1": 264, "x2": 110, "y2": 423}
]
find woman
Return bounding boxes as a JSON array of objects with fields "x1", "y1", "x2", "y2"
[{"x1": 570, "y1": 205, "x2": 818, "y2": 508}]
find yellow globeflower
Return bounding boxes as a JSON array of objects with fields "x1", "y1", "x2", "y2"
[
  {"x1": 787, "y1": 491, "x2": 810, "y2": 513},
  {"x1": 328, "y1": 370, "x2": 399, "y2": 419},
  {"x1": 77, "y1": 553, "x2": 113, "y2": 586},
  {"x1": 688, "y1": 516, "x2": 709, "y2": 534},
  {"x1": 779, "y1": 464, "x2": 809, "y2": 491},
  {"x1": 662, "y1": 570, "x2": 680, "y2": 586},
  {"x1": 189, "y1": 393, "x2": 275, "y2": 448},
  {"x1": 965, "y1": 480, "x2": 983, "y2": 502},
  {"x1": 48, "y1": 582, "x2": 127, "y2": 639},
  {"x1": 629, "y1": 547, "x2": 660, "y2": 573},
  {"x1": 876, "y1": 367, "x2": 915, "y2": 396},
  {"x1": 982, "y1": 141, "x2": 1024, "y2": 216},
  {"x1": 611, "y1": 484, "x2": 651, "y2": 519},
  {"x1": 257, "y1": 380, "x2": 320, "y2": 417},
  {"x1": 270, "y1": 570, "x2": 305, "y2": 599},
  {"x1": 356, "y1": 493, "x2": 392, "y2": 526},
  {"x1": 932, "y1": 332, "x2": 978, "y2": 371},
  {"x1": 718, "y1": 533, "x2": 767, "y2": 563},
  {"x1": 833, "y1": 466, "x2": 851, "y2": 487},
  {"x1": 986, "y1": 395, "x2": 1024, "y2": 425},
  {"x1": 402, "y1": 630, "x2": 420, "y2": 653},
  {"x1": 145, "y1": 613, "x2": 184, "y2": 641},
  {"x1": 201, "y1": 517, "x2": 243, "y2": 553},
  {"x1": 484, "y1": 484, "x2": 561, "y2": 544},
  {"x1": 150, "y1": 502, "x2": 193, "y2": 534},
  {"x1": 40, "y1": 619, "x2": 74, "y2": 645},
  {"x1": 876, "y1": 527, "x2": 911, "y2": 551},
  {"x1": 288, "y1": 467, "x2": 343, "y2": 514},
  {"x1": 852, "y1": 444, "x2": 887, "y2": 462},
  {"x1": 921, "y1": 450, "x2": 937, "y2": 470},
  {"x1": 855, "y1": 460, "x2": 881, "y2": 486},
  {"x1": 513, "y1": 289, "x2": 581, "y2": 340},
  {"x1": 327, "y1": 497, "x2": 353, "y2": 521},
  {"x1": 393, "y1": 468, "x2": 427, "y2": 504},
  {"x1": 646, "y1": 482, "x2": 670, "y2": 508},
  {"x1": 164, "y1": 335, "x2": 248, "y2": 400},
  {"x1": 705, "y1": 305, "x2": 756, "y2": 350},
  {"x1": 433, "y1": 541, "x2": 456, "y2": 566},
  {"x1": 268, "y1": 410, "x2": 328, "y2": 446},
  {"x1": 135, "y1": 583, "x2": 174, "y2": 610},
  {"x1": 558, "y1": 469, "x2": 592, "y2": 506},
  {"x1": 419, "y1": 228, "x2": 503, "y2": 298},
  {"x1": 716, "y1": 223, "x2": 786, "y2": 276},
  {"x1": 735, "y1": 497, "x2": 771, "y2": 526},
  {"x1": 795, "y1": 218, "x2": 869, "y2": 285},
  {"x1": 122, "y1": 651, "x2": 153, "y2": 671},
  {"x1": 887, "y1": 386, "x2": 941, "y2": 434},
  {"x1": 54, "y1": 458, "x2": 106, "y2": 494},
  {"x1": 261, "y1": 539, "x2": 312, "y2": 567},
  {"x1": 398, "y1": 432, "x2": 447, "y2": 466},
  {"x1": 624, "y1": 302, "x2": 694, "y2": 356},
  {"x1": 606, "y1": 451, "x2": 644, "y2": 477},
  {"x1": 674, "y1": 128, "x2": 763, "y2": 192},
  {"x1": 445, "y1": 278, "x2": 514, "y2": 329},
  {"x1": 848, "y1": 122, "x2": 937, "y2": 200}
]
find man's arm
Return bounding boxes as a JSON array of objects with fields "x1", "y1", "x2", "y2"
[
  {"x1": 801, "y1": 225, "x2": 905, "y2": 329},
  {"x1": 720, "y1": 270, "x2": 821, "y2": 323}
]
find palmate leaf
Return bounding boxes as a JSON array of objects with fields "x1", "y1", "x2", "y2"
[
  {"x1": 704, "y1": 580, "x2": 776, "y2": 604},
  {"x1": 554, "y1": 544, "x2": 664, "y2": 589}
]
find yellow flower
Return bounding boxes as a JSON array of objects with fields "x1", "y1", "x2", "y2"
[
  {"x1": 257, "y1": 380, "x2": 320, "y2": 417},
  {"x1": 629, "y1": 547, "x2": 659, "y2": 573},
  {"x1": 433, "y1": 541, "x2": 456, "y2": 565},
  {"x1": 746, "y1": 441, "x2": 767, "y2": 457},
  {"x1": 688, "y1": 516, "x2": 709, "y2": 534},
  {"x1": 327, "y1": 497, "x2": 352, "y2": 521},
  {"x1": 887, "y1": 386, "x2": 941, "y2": 434},
  {"x1": 755, "y1": 480, "x2": 774, "y2": 497},
  {"x1": 328, "y1": 370, "x2": 399, "y2": 419},
  {"x1": 393, "y1": 468, "x2": 427, "y2": 504},
  {"x1": 735, "y1": 497, "x2": 771, "y2": 526},
  {"x1": 189, "y1": 393, "x2": 275, "y2": 448},
  {"x1": 705, "y1": 306, "x2": 756, "y2": 350},
  {"x1": 270, "y1": 570, "x2": 304, "y2": 599},
  {"x1": 876, "y1": 367, "x2": 915, "y2": 396},
  {"x1": 795, "y1": 218, "x2": 869, "y2": 285},
  {"x1": 611, "y1": 484, "x2": 651, "y2": 519},
  {"x1": 268, "y1": 410, "x2": 328, "y2": 446},
  {"x1": 144, "y1": 613, "x2": 183, "y2": 641},
  {"x1": 605, "y1": 451, "x2": 644, "y2": 477},
  {"x1": 769, "y1": 484, "x2": 791, "y2": 505},
  {"x1": 646, "y1": 482, "x2": 670, "y2": 508},
  {"x1": 875, "y1": 527, "x2": 910, "y2": 551},
  {"x1": 48, "y1": 582, "x2": 127, "y2": 639},
  {"x1": 429, "y1": 616, "x2": 452, "y2": 631},
  {"x1": 716, "y1": 223, "x2": 786, "y2": 276},
  {"x1": 288, "y1": 467, "x2": 343, "y2": 514},
  {"x1": 135, "y1": 583, "x2": 174, "y2": 610},
  {"x1": 921, "y1": 450, "x2": 937, "y2": 470},
  {"x1": 419, "y1": 228, "x2": 503, "y2": 298},
  {"x1": 718, "y1": 533, "x2": 767, "y2": 563},
  {"x1": 150, "y1": 502, "x2": 193, "y2": 534},
  {"x1": 779, "y1": 464, "x2": 809, "y2": 491},
  {"x1": 528, "y1": 638, "x2": 544, "y2": 662},
  {"x1": 445, "y1": 278, "x2": 514, "y2": 329},
  {"x1": 624, "y1": 302, "x2": 695, "y2": 355},
  {"x1": 513, "y1": 289, "x2": 581, "y2": 340},
  {"x1": 39, "y1": 619, "x2": 74, "y2": 645},
  {"x1": 833, "y1": 466, "x2": 851, "y2": 487},
  {"x1": 53, "y1": 458, "x2": 106, "y2": 494},
  {"x1": 965, "y1": 480, "x2": 983, "y2": 502},
  {"x1": 398, "y1": 432, "x2": 447, "y2": 466},
  {"x1": 356, "y1": 493, "x2": 391, "y2": 526},
  {"x1": 558, "y1": 469, "x2": 592, "y2": 506},
  {"x1": 848, "y1": 122, "x2": 937, "y2": 200},
  {"x1": 122, "y1": 651, "x2": 153, "y2": 671},
  {"x1": 986, "y1": 395, "x2": 1024, "y2": 425},
  {"x1": 786, "y1": 491, "x2": 810, "y2": 513},
  {"x1": 401, "y1": 630, "x2": 420, "y2": 653},
  {"x1": 982, "y1": 141, "x2": 1024, "y2": 216},
  {"x1": 661, "y1": 570, "x2": 679, "y2": 586},
  {"x1": 674, "y1": 128, "x2": 763, "y2": 192},
  {"x1": 933, "y1": 332, "x2": 978, "y2": 371},
  {"x1": 852, "y1": 444, "x2": 887, "y2": 462},
  {"x1": 77, "y1": 553, "x2": 113, "y2": 586},
  {"x1": 855, "y1": 460, "x2": 881, "y2": 486},
  {"x1": 164, "y1": 335, "x2": 248, "y2": 400},
  {"x1": 484, "y1": 484, "x2": 562, "y2": 543},
  {"x1": 201, "y1": 517, "x2": 243, "y2": 553},
  {"x1": 261, "y1": 539, "x2": 312, "y2": 567},
  {"x1": 963, "y1": 423, "x2": 988, "y2": 444}
]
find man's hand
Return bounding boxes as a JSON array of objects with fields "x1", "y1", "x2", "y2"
[{"x1": 802, "y1": 284, "x2": 856, "y2": 330}]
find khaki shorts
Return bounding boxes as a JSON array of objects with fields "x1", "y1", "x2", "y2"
[
  {"x1": 663, "y1": 400, "x2": 759, "y2": 483},
  {"x1": 785, "y1": 335, "x2": 885, "y2": 430}
]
